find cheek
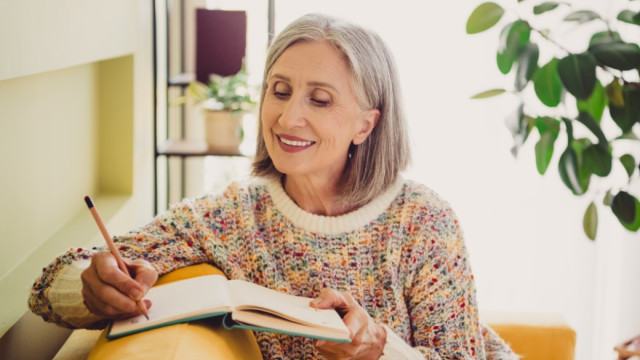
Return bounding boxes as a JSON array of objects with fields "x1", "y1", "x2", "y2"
[{"x1": 261, "y1": 100, "x2": 280, "y2": 126}]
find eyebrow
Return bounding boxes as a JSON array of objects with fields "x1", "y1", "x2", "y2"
[{"x1": 270, "y1": 73, "x2": 340, "y2": 93}]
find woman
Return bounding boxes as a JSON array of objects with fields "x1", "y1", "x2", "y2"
[{"x1": 30, "y1": 13, "x2": 518, "y2": 359}]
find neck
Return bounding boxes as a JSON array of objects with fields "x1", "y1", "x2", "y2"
[{"x1": 283, "y1": 175, "x2": 355, "y2": 216}]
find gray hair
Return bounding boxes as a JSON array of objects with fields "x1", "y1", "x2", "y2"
[{"x1": 252, "y1": 13, "x2": 410, "y2": 207}]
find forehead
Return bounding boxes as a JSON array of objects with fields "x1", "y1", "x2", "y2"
[{"x1": 271, "y1": 40, "x2": 352, "y2": 85}]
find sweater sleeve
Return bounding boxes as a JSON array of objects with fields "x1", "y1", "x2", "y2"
[
  {"x1": 403, "y1": 197, "x2": 485, "y2": 359},
  {"x1": 28, "y1": 194, "x2": 218, "y2": 329},
  {"x1": 378, "y1": 187, "x2": 518, "y2": 359},
  {"x1": 28, "y1": 249, "x2": 109, "y2": 329}
]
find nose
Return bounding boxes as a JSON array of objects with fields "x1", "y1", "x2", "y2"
[{"x1": 278, "y1": 95, "x2": 307, "y2": 129}]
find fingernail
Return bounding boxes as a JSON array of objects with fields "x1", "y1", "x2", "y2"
[{"x1": 131, "y1": 288, "x2": 142, "y2": 300}]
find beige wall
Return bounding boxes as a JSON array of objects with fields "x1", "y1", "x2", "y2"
[{"x1": 0, "y1": 1, "x2": 155, "y2": 336}]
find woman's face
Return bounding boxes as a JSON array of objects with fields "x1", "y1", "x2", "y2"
[{"x1": 261, "y1": 40, "x2": 378, "y2": 184}]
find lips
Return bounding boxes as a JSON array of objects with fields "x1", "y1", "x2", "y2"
[{"x1": 277, "y1": 134, "x2": 315, "y2": 153}]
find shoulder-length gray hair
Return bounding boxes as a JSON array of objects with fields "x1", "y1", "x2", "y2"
[{"x1": 252, "y1": 13, "x2": 411, "y2": 207}]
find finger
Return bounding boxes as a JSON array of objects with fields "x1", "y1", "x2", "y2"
[
  {"x1": 94, "y1": 252, "x2": 145, "y2": 300},
  {"x1": 90, "y1": 272, "x2": 141, "y2": 314},
  {"x1": 82, "y1": 279, "x2": 139, "y2": 318},
  {"x1": 83, "y1": 252, "x2": 144, "y2": 316},
  {"x1": 310, "y1": 289, "x2": 348, "y2": 310},
  {"x1": 339, "y1": 292, "x2": 365, "y2": 330},
  {"x1": 127, "y1": 260, "x2": 158, "y2": 294}
]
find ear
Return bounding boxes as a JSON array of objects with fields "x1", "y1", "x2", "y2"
[{"x1": 352, "y1": 109, "x2": 380, "y2": 145}]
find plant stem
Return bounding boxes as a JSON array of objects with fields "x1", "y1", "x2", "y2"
[{"x1": 528, "y1": 25, "x2": 572, "y2": 55}]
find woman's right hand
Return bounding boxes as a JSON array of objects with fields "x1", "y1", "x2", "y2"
[{"x1": 81, "y1": 251, "x2": 158, "y2": 319}]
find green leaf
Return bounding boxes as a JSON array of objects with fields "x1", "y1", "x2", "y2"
[
  {"x1": 534, "y1": 2, "x2": 560, "y2": 15},
  {"x1": 605, "y1": 78, "x2": 625, "y2": 107},
  {"x1": 616, "y1": 131, "x2": 640, "y2": 141},
  {"x1": 589, "y1": 31, "x2": 623, "y2": 48},
  {"x1": 589, "y1": 42, "x2": 640, "y2": 71},
  {"x1": 583, "y1": 202, "x2": 598, "y2": 240},
  {"x1": 620, "y1": 154, "x2": 637, "y2": 178},
  {"x1": 466, "y1": 2, "x2": 505, "y2": 34},
  {"x1": 564, "y1": 10, "x2": 601, "y2": 24},
  {"x1": 515, "y1": 43, "x2": 539, "y2": 91},
  {"x1": 535, "y1": 131, "x2": 556, "y2": 174},
  {"x1": 611, "y1": 191, "x2": 640, "y2": 231},
  {"x1": 497, "y1": 20, "x2": 531, "y2": 74},
  {"x1": 562, "y1": 117, "x2": 575, "y2": 143},
  {"x1": 558, "y1": 145, "x2": 589, "y2": 195},
  {"x1": 533, "y1": 116, "x2": 560, "y2": 176},
  {"x1": 504, "y1": 103, "x2": 530, "y2": 157},
  {"x1": 577, "y1": 81, "x2": 608, "y2": 122},
  {"x1": 471, "y1": 88, "x2": 507, "y2": 99},
  {"x1": 604, "y1": 190, "x2": 614, "y2": 206},
  {"x1": 582, "y1": 144, "x2": 612, "y2": 177},
  {"x1": 609, "y1": 84, "x2": 640, "y2": 133},
  {"x1": 533, "y1": 58, "x2": 563, "y2": 107},
  {"x1": 535, "y1": 116, "x2": 561, "y2": 139},
  {"x1": 617, "y1": 10, "x2": 640, "y2": 25},
  {"x1": 575, "y1": 112, "x2": 608, "y2": 146},
  {"x1": 573, "y1": 138, "x2": 596, "y2": 184},
  {"x1": 557, "y1": 53, "x2": 597, "y2": 100},
  {"x1": 559, "y1": 119, "x2": 590, "y2": 195}
]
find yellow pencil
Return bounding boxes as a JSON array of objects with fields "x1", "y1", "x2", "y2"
[{"x1": 84, "y1": 196, "x2": 149, "y2": 320}]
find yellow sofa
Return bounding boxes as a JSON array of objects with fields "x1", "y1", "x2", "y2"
[
  {"x1": 51, "y1": 264, "x2": 575, "y2": 360},
  {"x1": 482, "y1": 312, "x2": 576, "y2": 360},
  {"x1": 87, "y1": 264, "x2": 263, "y2": 360}
]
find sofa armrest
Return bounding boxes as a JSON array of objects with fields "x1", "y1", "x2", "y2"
[
  {"x1": 482, "y1": 311, "x2": 576, "y2": 360},
  {"x1": 86, "y1": 264, "x2": 263, "y2": 360}
]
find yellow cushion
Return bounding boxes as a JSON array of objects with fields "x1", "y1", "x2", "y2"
[
  {"x1": 87, "y1": 264, "x2": 263, "y2": 360},
  {"x1": 484, "y1": 312, "x2": 576, "y2": 360}
]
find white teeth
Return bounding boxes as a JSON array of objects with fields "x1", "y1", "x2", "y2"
[{"x1": 279, "y1": 136, "x2": 314, "y2": 147}]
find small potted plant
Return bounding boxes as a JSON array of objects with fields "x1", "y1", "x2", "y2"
[{"x1": 182, "y1": 69, "x2": 257, "y2": 153}]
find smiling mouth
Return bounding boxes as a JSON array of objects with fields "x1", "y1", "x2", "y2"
[{"x1": 277, "y1": 135, "x2": 315, "y2": 147}]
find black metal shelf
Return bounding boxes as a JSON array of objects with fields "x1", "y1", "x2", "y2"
[{"x1": 156, "y1": 139, "x2": 245, "y2": 157}]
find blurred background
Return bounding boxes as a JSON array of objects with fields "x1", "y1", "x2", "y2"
[
  {"x1": 191, "y1": 1, "x2": 639, "y2": 359},
  {"x1": 1, "y1": 0, "x2": 638, "y2": 359}
]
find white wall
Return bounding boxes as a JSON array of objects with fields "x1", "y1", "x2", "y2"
[
  {"x1": 0, "y1": 0, "x2": 155, "y2": 336},
  {"x1": 273, "y1": 1, "x2": 640, "y2": 359}
]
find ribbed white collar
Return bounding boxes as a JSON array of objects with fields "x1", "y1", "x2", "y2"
[{"x1": 265, "y1": 177, "x2": 405, "y2": 235}]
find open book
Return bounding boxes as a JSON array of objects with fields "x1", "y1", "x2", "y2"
[{"x1": 107, "y1": 275, "x2": 351, "y2": 343}]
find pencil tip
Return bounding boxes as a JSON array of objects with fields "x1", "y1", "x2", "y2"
[{"x1": 84, "y1": 196, "x2": 94, "y2": 208}]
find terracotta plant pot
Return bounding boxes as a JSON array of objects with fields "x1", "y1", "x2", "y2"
[{"x1": 204, "y1": 110, "x2": 244, "y2": 153}]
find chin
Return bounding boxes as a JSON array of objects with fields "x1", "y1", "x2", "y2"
[{"x1": 272, "y1": 162, "x2": 304, "y2": 177}]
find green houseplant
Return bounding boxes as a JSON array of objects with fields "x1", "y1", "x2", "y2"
[
  {"x1": 466, "y1": 1, "x2": 640, "y2": 240},
  {"x1": 178, "y1": 70, "x2": 257, "y2": 152}
]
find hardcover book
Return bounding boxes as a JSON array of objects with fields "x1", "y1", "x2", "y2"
[{"x1": 107, "y1": 274, "x2": 351, "y2": 343}]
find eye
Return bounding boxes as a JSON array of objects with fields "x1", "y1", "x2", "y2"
[
  {"x1": 310, "y1": 98, "x2": 330, "y2": 107},
  {"x1": 310, "y1": 90, "x2": 331, "y2": 107},
  {"x1": 272, "y1": 82, "x2": 290, "y2": 99}
]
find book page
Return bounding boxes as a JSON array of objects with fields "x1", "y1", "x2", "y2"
[
  {"x1": 228, "y1": 280, "x2": 348, "y2": 332},
  {"x1": 230, "y1": 310, "x2": 350, "y2": 342},
  {"x1": 109, "y1": 274, "x2": 232, "y2": 337}
]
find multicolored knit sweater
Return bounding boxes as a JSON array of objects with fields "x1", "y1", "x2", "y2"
[{"x1": 29, "y1": 178, "x2": 517, "y2": 359}]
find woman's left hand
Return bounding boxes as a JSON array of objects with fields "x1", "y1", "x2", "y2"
[{"x1": 310, "y1": 289, "x2": 387, "y2": 360}]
